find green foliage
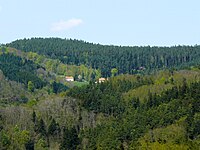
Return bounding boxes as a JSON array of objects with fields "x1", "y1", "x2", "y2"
[
  {"x1": 7, "y1": 38, "x2": 200, "y2": 76},
  {"x1": 35, "y1": 118, "x2": 47, "y2": 137},
  {"x1": 139, "y1": 124, "x2": 187, "y2": 146},
  {"x1": 0, "y1": 126, "x2": 32, "y2": 150},
  {"x1": 68, "y1": 75, "x2": 151, "y2": 115},
  {"x1": 2, "y1": 47, "x2": 102, "y2": 81},
  {"x1": 60, "y1": 127, "x2": 79, "y2": 150},
  {"x1": 70, "y1": 72, "x2": 200, "y2": 149},
  {"x1": 0, "y1": 70, "x2": 31, "y2": 104},
  {"x1": 0, "y1": 131, "x2": 11, "y2": 149},
  {"x1": 111, "y1": 68, "x2": 118, "y2": 77},
  {"x1": 48, "y1": 119, "x2": 60, "y2": 136},
  {"x1": 51, "y1": 81, "x2": 69, "y2": 94},
  {"x1": 27, "y1": 99, "x2": 37, "y2": 107},
  {"x1": 2, "y1": 41, "x2": 200, "y2": 150},
  {"x1": 72, "y1": 81, "x2": 89, "y2": 87},
  {"x1": 35, "y1": 137, "x2": 48, "y2": 150},
  {"x1": 28, "y1": 81, "x2": 34, "y2": 92},
  {"x1": 0, "y1": 53, "x2": 46, "y2": 89}
]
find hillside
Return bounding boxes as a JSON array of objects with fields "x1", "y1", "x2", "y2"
[
  {"x1": 7, "y1": 38, "x2": 200, "y2": 76},
  {"x1": 1, "y1": 67, "x2": 200, "y2": 149},
  {"x1": 0, "y1": 40, "x2": 200, "y2": 149},
  {"x1": 0, "y1": 47, "x2": 71, "y2": 101},
  {"x1": 0, "y1": 70, "x2": 32, "y2": 104},
  {"x1": 1, "y1": 46, "x2": 101, "y2": 82},
  {"x1": 67, "y1": 69, "x2": 200, "y2": 149}
]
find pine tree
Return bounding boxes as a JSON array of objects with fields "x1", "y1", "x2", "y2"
[
  {"x1": 60, "y1": 127, "x2": 79, "y2": 150},
  {"x1": 36, "y1": 118, "x2": 46, "y2": 137},
  {"x1": 48, "y1": 119, "x2": 60, "y2": 136},
  {"x1": 32, "y1": 111, "x2": 36, "y2": 124}
]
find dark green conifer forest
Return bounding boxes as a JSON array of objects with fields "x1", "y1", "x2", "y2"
[{"x1": 7, "y1": 38, "x2": 200, "y2": 76}]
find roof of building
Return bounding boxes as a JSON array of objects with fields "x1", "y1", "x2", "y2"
[
  {"x1": 99, "y1": 77, "x2": 106, "y2": 81},
  {"x1": 66, "y1": 76, "x2": 74, "y2": 79}
]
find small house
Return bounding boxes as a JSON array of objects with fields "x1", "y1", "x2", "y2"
[
  {"x1": 65, "y1": 76, "x2": 74, "y2": 82},
  {"x1": 98, "y1": 77, "x2": 106, "y2": 83}
]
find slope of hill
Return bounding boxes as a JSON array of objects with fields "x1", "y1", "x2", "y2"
[
  {"x1": 0, "y1": 70, "x2": 32, "y2": 104},
  {"x1": 7, "y1": 38, "x2": 200, "y2": 76},
  {"x1": 0, "y1": 47, "x2": 70, "y2": 98},
  {"x1": 1, "y1": 39, "x2": 200, "y2": 149},
  {"x1": 1, "y1": 46, "x2": 101, "y2": 83},
  {"x1": 0, "y1": 53, "x2": 46, "y2": 89},
  {"x1": 67, "y1": 69, "x2": 200, "y2": 149},
  {"x1": 1, "y1": 64, "x2": 200, "y2": 149}
]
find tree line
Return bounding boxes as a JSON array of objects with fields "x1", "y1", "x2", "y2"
[{"x1": 7, "y1": 38, "x2": 200, "y2": 76}]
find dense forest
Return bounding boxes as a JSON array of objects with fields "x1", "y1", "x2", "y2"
[
  {"x1": 0, "y1": 46, "x2": 101, "y2": 83},
  {"x1": 7, "y1": 38, "x2": 200, "y2": 76},
  {"x1": 0, "y1": 53, "x2": 45, "y2": 89},
  {"x1": 1, "y1": 39, "x2": 200, "y2": 149},
  {"x1": 0, "y1": 47, "x2": 70, "y2": 101},
  {"x1": 1, "y1": 67, "x2": 200, "y2": 149},
  {"x1": 67, "y1": 74, "x2": 200, "y2": 149}
]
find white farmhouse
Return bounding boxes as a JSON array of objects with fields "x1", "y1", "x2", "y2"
[{"x1": 65, "y1": 76, "x2": 74, "y2": 82}]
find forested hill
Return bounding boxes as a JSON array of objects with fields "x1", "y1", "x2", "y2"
[
  {"x1": 1, "y1": 68, "x2": 200, "y2": 149},
  {"x1": 7, "y1": 38, "x2": 200, "y2": 76}
]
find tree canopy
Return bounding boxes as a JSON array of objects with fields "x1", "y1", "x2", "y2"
[{"x1": 7, "y1": 38, "x2": 200, "y2": 76}]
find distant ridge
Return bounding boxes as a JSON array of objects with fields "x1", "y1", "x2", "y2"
[{"x1": 7, "y1": 37, "x2": 200, "y2": 76}]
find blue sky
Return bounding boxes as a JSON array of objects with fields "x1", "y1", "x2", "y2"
[{"x1": 0, "y1": 0, "x2": 200, "y2": 46}]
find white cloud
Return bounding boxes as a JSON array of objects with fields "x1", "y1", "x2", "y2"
[{"x1": 51, "y1": 18, "x2": 83, "y2": 32}]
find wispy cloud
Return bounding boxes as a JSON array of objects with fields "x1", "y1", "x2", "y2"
[{"x1": 51, "y1": 18, "x2": 83, "y2": 32}]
